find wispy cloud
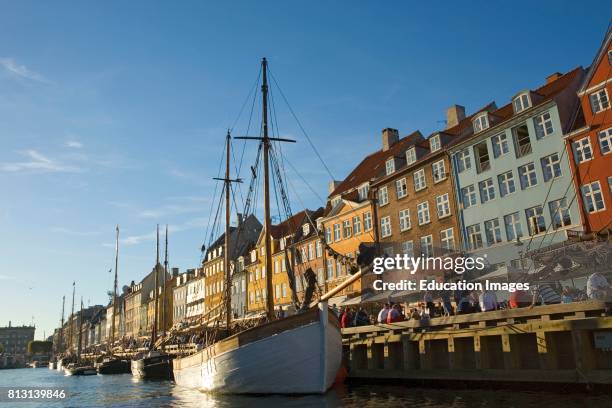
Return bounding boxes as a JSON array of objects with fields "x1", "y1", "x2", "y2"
[
  {"x1": 0, "y1": 150, "x2": 81, "y2": 173},
  {"x1": 139, "y1": 204, "x2": 203, "y2": 219},
  {"x1": 51, "y1": 227, "x2": 100, "y2": 237},
  {"x1": 110, "y1": 218, "x2": 207, "y2": 246},
  {"x1": 66, "y1": 140, "x2": 83, "y2": 149},
  {"x1": 0, "y1": 57, "x2": 50, "y2": 83}
]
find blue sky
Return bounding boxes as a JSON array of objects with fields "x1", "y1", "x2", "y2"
[{"x1": 0, "y1": 2, "x2": 609, "y2": 339}]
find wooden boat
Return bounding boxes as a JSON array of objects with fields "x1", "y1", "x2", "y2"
[
  {"x1": 96, "y1": 356, "x2": 131, "y2": 374},
  {"x1": 65, "y1": 363, "x2": 97, "y2": 376},
  {"x1": 131, "y1": 350, "x2": 173, "y2": 380},
  {"x1": 173, "y1": 302, "x2": 341, "y2": 393},
  {"x1": 172, "y1": 58, "x2": 343, "y2": 394}
]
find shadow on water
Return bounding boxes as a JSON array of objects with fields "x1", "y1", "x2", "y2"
[{"x1": 1, "y1": 368, "x2": 611, "y2": 408}]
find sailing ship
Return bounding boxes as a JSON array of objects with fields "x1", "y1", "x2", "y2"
[
  {"x1": 131, "y1": 225, "x2": 174, "y2": 380},
  {"x1": 65, "y1": 297, "x2": 97, "y2": 376},
  {"x1": 172, "y1": 58, "x2": 343, "y2": 394},
  {"x1": 97, "y1": 226, "x2": 131, "y2": 375}
]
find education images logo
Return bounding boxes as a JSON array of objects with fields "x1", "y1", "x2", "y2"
[{"x1": 371, "y1": 254, "x2": 530, "y2": 293}]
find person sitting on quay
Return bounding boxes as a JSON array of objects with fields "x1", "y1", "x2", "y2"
[
  {"x1": 479, "y1": 290, "x2": 498, "y2": 312},
  {"x1": 377, "y1": 303, "x2": 390, "y2": 324},
  {"x1": 352, "y1": 307, "x2": 370, "y2": 326},
  {"x1": 529, "y1": 282, "x2": 561, "y2": 308},
  {"x1": 440, "y1": 290, "x2": 453, "y2": 316},
  {"x1": 340, "y1": 307, "x2": 353, "y2": 328},
  {"x1": 454, "y1": 290, "x2": 472, "y2": 314}
]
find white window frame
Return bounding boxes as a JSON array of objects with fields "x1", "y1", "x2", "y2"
[
  {"x1": 333, "y1": 223, "x2": 341, "y2": 241},
  {"x1": 461, "y1": 184, "x2": 477, "y2": 208},
  {"x1": 399, "y1": 209, "x2": 411, "y2": 232},
  {"x1": 473, "y1": 112, "x2": 490, "y2": 133},
  {"x1": 525, "y1": 205, "x2": 546, "y2": 236},
  {"x1": 440, "y1": 228, "x2": 455, "y2": 252},
  {"x1": 432, "y1": 159, "x2": 446, "y2": 183},
  {"x1": 598, "y1": 127, "x2": 612, "y2": 155},
  {"x1": 364, "y1": 212, "x2": 372, "y2": 231},
  {"x1": 380, "y1": 216, "x2": 392, "y2": 238},
  {"x1": 357, "y1": 183, "x2": 369, "y2": 201},
  {"x1": 466, "y1": 224, "x2": 483, "y2": 250},
  {"x1": 573, "y1": 137, "x2": 593, "y2": 164},
  {"x1": 548, "y1": 198, "x2": 572, "y2": 230},
  {"x1": 484, "y1": 218, "x2": 503, "y2": 246},
  {"x1": 479, "y1": 178, "x2": 496, "y2": 203},
  {"x1": 513, "y1": 92, "x2": 531, "y2": 113},
  {"x1": 498, "y1": 170, "x2": 516, "y2": 197},
  {"x1": 456, "y1": 149, "x2": 471, "y2": 173},
  {"x1": 406, "y1": 148, "x2": 416, "y2": 165},
  {"x1": 352, "y1": 216, "x2": 362, "y2": 235},
  {"x1": 534, "y1": 111, "x2": 554, "y2": 139},
  {"x1": 420, "y1": 235, "x2": 434, "y2": 257},
  {"x1": 589, "y1": 88, "x2": 610, "y2": 114},
  {"x1": 491, "y1": 133, "x2": 509, "y2": 158},
  {"x1": 413, "y1": 169, "x2": 426, "y2": 191},
  {"x1": 540, "y1": 153, "x2": 561, "y2": 182},
  {"x1": 395, "y1": 178, "x2": 408, "y2": 199},
  {"x1": 378, "y1": 186, "x2": 389, "y2": 206},
  {"x1": 518, "y1": 162, "x2": 538, "y2": 189},
  {"x1": 401, "y1": 241, "x2": 414, "y2": 257},
  {"x1": 342, "y1": 219, "x2": 352, "y2": 239},
  {"x1": 436, "y1": 193, "x2": 450, "y2": 218},
  {"x1": 417, "y1": 201, "x2": 430, "y2": 225},
  {"x1": 581, "y1": 181, "x2": 606, "y2": 213},
  {"x1": 385, "y1": 158, "x2": 395, "y2": 175},
  {"x1": 430, "y1": 134, "x2": 441, "y2": 152},
  {"x1": 504, "y1": 212, "x2": 523, "y2": 242}
]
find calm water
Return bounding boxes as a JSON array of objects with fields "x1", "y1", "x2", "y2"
[{"x1": 0, "y1": 368, "x2": 610, "y2": 407}]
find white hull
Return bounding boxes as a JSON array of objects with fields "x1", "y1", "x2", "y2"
[{"x1": 173, "y1": 304, "x2": 342, "y2": 394}]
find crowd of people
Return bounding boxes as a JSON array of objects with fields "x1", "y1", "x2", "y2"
[{"x1": 336, "y1": 271, "x2": 610, "y2": 329}]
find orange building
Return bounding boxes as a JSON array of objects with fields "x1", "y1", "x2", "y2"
[{"x1": 566, "y1": 29, "x2": 612, "y2": 234}]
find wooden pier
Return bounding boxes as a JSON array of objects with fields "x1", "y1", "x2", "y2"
[{"x1": 342, "y1": 301, "x2": 612, "y2": 387}]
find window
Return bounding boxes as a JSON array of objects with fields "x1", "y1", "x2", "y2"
[
  {"x1": 440, "y1": 228, "x2": 455, "y2": 253},
  {"x1": 325, "y1": 227, "x2": 332, "y2": 244},
  {"x1": 326, "y1": 259, "x2": 334, "y2": 279},
  {"x1": 436, "y1": 194, "x2": 450, "y2": 218},
  {"x1": 474, "y1": 141, "x2": 490, "y2": 173},
  {"x1": 317, "y1": 268, "x2": 324, "y2": 283},
  {"x1": 479, "y1": 178, "x2": 496, "y2": 203},
  {"x1": 364, "y1": 212, "x2": 372, "y2": 231},
  {"x1": 342, "y1": 219, "x2": 352, "y2": 238},
  {"x1": 336, "y1": 259, "x2": 342, "y2": 277},
  {"x1": 357, "y1": 184, "x2": 369, "y2": 201},
  {"x1": 395, "y1": 178, "x2": 408, "y2": 199},
  {"x1": 473, "y1": 113, "x2": 489, "y2": 133},
  {"x1": 484, "y1": 218, "x2": 502, "y2": 246},
  {"x1": 525, "y1": 206, "x2": 546, "y2": 235},
  {"x1": 331, "y1": 196, "x2": 341, "y2": 207},
  {"x1": 432, "y1": 160, "x2": 446, "y2": 182},
  {"x1": 581, "y1": 181, "x2": 605, "y2": 213},
  {"x1": 378, "y1": 186, "x2": 389, "y2": 206},
  {"x1": 491, "y1": 133, "x2": 509, "y2": 158},
  {"x1": 413, "y1": 169, "x2": 426, "y2": 191},
  {"x1": 420, "y1": 235, "x2": 433, "y2": 257},
  {"x1": 456, "y1": 149, "x2": 471, "y2": 172},
  {"x1": 598, "y1": 127, "x2": 612, "y2": 155},
  {"x1": 406, "y1": 148, "x2": 416, "y2": 165},
  {"x1": 518, "y1": 162, "x2": 538, "y2": 189},
  {"x1": 282, "y1": 283, "x2": 287, "y2": 298},
  {"x1": 589, "y1": 89, "x2": 610, "y2": 113},
  {"x1": 352, "y1": 216, "x2": 362, "y2": 235},
  {"x1": 275, "y1": 260, "x2": 280, "y2": 274},
  {"x1": 466, "y1": 224, "x2": 483, "y2": 250},
  {"x1": 385, "y1": 158, "x2": 395, "y2": 175},
  {"x1": 333, "y1": 223, "x2": 341, "y2": 241},
  {"x1": 308, "y1": 243, "x2": 314, "y2": 260},
  {"x1": 316, "y1": 240, "x2": 322, "y2": 257},
  {"x1": 548, "y1": 198, "x2": 572, "y2": 229},
  {"x1": 540, "y1": 153, "x2": 561, "y2": 182},
  {"x1": 498, "y1": 171, "x2": 516, "y2": 197},
  {"x1": 461, "y1": 184, "x2": 477, "y2": 208},
  {"x1": 380, "y1": 216, "x2": 392, "y2": 238},
  {"x1": 609, "y1": 176, "x2": 612, "y2": 195},
  {"x1": 513, "y1": 123, "x2": 532, "y2": 158},
  {"x1": 399, "y1": 209, "x2": 411, "y2": 231},
  {"x1": 513, "y1": 92, "x2": 531, "y2": 113},
  {"x1": 573, "y1": 137, "x2": 593, "y2": 163},
  {"x1": 534, "y1": 111, "x2": 554, "y2": 139},
  {"x1": 430, "y1": 134, "x2": 441, "y2": 151},
  {"x1": 504, "y1": 212, "x2": 523, "y2": 243},
  {"x1": 401, "y1": 241, "x2": 414, "y2": 257},
  {"x1": 417, "y1": 201, "x2": 430, "y2": 225}
]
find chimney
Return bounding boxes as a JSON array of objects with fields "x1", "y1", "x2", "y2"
[
  {"x1": 236, "y1": 213, "x2": 243, "y2": 227},
  {"x1": 382, "y1": 128, "x2": 399, "y2": 151},
  {"x1": 172, "y1": 267, "x2": 179, "y2": 277},
  {"x1": 446, "y1": 105, "x2": 465, "y2": 129},
  {"x1": 328, "y1": 180, "x2": 341, "y2": 194},
  {"x1": 546, "y1": 72, "x2": 562, "y2": 84}
]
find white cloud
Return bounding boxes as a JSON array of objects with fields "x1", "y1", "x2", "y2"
[
  {"x1": 51, "y1": 227, "x2": 100, "y2": 237},
  {"x1": 0, "y1": 150, "x2": 81, "y2": 173},
  {"x1": 0, "y1": 57, "x2": 49, "y2": 83},
  {"x1": 115, "y1": 218, "x2": 207, "y2": 246},
  {"x1": 138, "y1": 204, "x2": 201, "y2": 219},
  {"x1": 66, "y1": 141, "x2": 83, "y2": 149}
]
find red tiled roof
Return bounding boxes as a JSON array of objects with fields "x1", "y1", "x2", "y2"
[
  {"x1": 328, "y1": 130, "x2": 423, "y2": 197},
  {"x1": 269, "y1": 209, "x2": 310, "y2": 239}
]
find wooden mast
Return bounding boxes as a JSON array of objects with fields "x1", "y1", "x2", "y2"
[
  {"x1": 162, "y1": 224, "x2": 168, "y2": 349},
  {"x1": 59, "y1": 295, "x2": 65, "y2": 354},
  {"x1": 68, "y1": 281, "x2": 75, "y2": 353},
  {"x1": 77, "y1": 297, "x2": 83, "y2": 361},
  {"x1": 110, "y1": 225, "x2": 119, "y2": 348},
  {"x1": 151, "y1": 225, "x2": 160, "y2": 349},
  {"x1": 236, "y1": 58, "x2": 295, "y2": 321}
]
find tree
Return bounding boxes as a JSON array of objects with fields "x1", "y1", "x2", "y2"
[{"x1": 27, "y1": 341, "x2": 52, "y2": 354}]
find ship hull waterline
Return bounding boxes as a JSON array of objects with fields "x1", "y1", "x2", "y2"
[
  {"x1": 131, "y1": 354, "x2": 174, "y2": 380},
  {"x1": 173, "y1": 303, "x2": 342, "y2": 394}
]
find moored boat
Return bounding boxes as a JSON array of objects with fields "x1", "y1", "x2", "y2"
[
  {"x1": 131, "y1": 350, "x2": 173, "y2": 380},
  {"x1": 96, "y1": 356, "x2": 131, "y2": 374},
  {"x1": 49, "y1": 361, "x2": 56, "y2": 369},
  {"x1": 173, "y1": 302, "x2": 341, "y2": 394},
  {"x1": 65, "y1": 363, "x2": 97, "y2": 376}
]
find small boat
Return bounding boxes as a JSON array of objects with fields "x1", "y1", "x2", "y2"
[
  {"x1": 96, "y1": 356, "x2": 131, "y2": 374},
  {"x1": 28, "y1": 361, "x2": 39, "y2": 368},
  {"x1": 131, "y1": 350, "x2": 173, "y2": 380},
  {"x1": 49, "y1": 361, "x2": 56, "y2": 369},
  {"x1": 65, "y1": 363, "x2": 97, "y2": 376}
]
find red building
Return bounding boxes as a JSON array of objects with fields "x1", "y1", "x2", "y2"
[{"x1": 566, "y1": 28, "x2": 612, "y2": 234}]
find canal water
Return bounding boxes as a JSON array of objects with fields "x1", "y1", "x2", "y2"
[{"x1": 0, "y1": 368, "x2": 610, "y2": 407}]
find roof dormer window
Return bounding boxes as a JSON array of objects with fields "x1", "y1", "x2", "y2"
[
  {"x1": 513, "y1": 92, "x2": 531, "y2": 113},
  {"x1": 430, "y1": 134, "x2": 441, "y2": 152},
  {"x1": 406, "y1": 147, "x2": 416, "y2": 165},
  {"x1": 357, "y1": 183, "x2": 369, "y2": 201},
  {"x1": 330, "y1": 196, "x2": 341, "y2": 207},
  {"x1": 473, "y1": 113, "x2": 490, "y2": 133},
  {"x1": 385, "y1": 158, "x2": 395, "y2": 175},
  {"x1": 302, "y1": 223, "x2": 310, "y2": 236}
]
